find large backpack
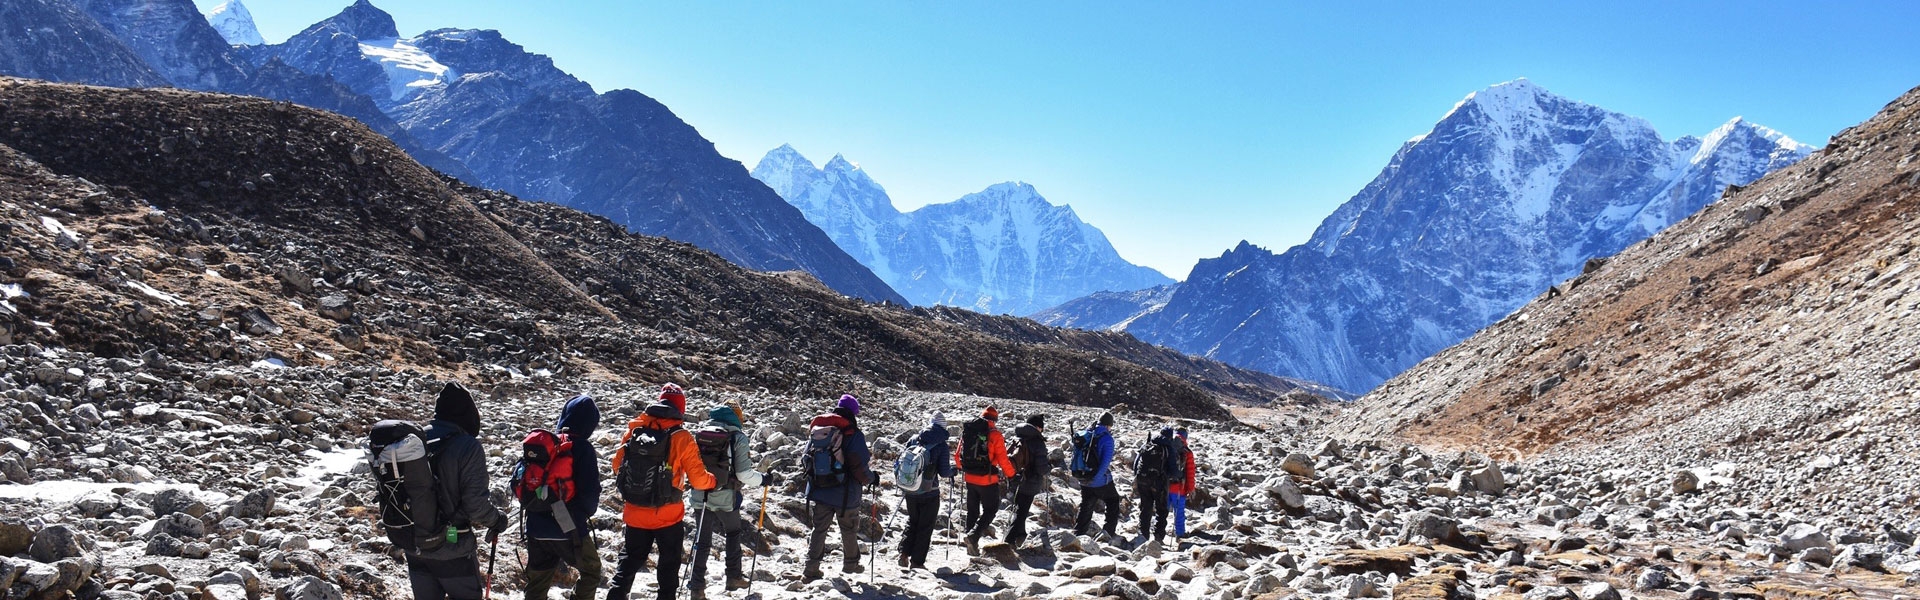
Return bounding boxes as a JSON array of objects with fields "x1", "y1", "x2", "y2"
[
  {"x1": 693, "y1": 426, "x2": 738, "y2": 489},
  {"x1": 368, "y1": 420, "x2": 446, "y2": 554},
  {"x1": 959, "y1": 418, "x2": 994, "y2": 476},
  {"x1": 1135, "y1": 435, "x2": 1170, "y2": 483},
  {"x1": 511, "y1": 429, "x2": 577, "y2": 522},
  {"x1": 1069, "y1": 424, "x2": 1103, "y2": 482},
  {"x1": 893, "y1": 432, "x2": 935, "y2": 493},
  {"x1": 803, "y1": 423, "x2": 848, "y2": 489},
  {"x1": 1166, "y1": 436, "x2": 1190, "y2": 486},
  {"x1": 617, "y1": 422, "x2": 685, "y2": 508}
]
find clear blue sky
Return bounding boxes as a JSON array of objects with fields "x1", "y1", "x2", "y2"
[{"x1": 213, "y1": 0, "x2": 1920, "y2": 279}]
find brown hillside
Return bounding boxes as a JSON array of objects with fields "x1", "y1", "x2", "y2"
[{"x1": 1337, "y1": 84, "x2": 1920, "y2": 520}]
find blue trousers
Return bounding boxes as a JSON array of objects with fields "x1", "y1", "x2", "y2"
[{"x1": 1169, "y1": 493, "x2": 1188, "y2": 538}]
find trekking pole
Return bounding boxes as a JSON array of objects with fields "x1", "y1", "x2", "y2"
[
  {"x1": 686, "y1": 505, "x2": 708, "y2": 596},
  {"x1": 483, "y1": 533, "x2": 499, "y2": 600},
  {"x1": 869, "y1": 499, "x2": 880, "y2": 586},
  {"x1": 749, "y1": 484, "x2": 768, "y2": 599}
]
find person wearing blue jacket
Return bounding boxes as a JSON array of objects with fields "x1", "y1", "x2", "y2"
[
  {"x1": 802, "y1": 395, "x2": 873, "y2": 582},
  {"x1": 1072, "y1": 412, "x2": 1120, "y2": 538},
  {"x1": 523, "y1": 394, "x2": 603, "y2": 600},
  {"x1": 896, "y1": 410, "x2": 959, "y2": 570}
]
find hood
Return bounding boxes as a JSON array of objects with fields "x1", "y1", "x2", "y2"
[
  {"x1": 629, "y1": 410, "x2": 685, "y2": 431},
  {"x1": 811, "y1": 413, "x2": 853, "y2": 430},
  {"x1": 556, "y1": 394, "x2": 600, "y2": 437},
  {"x1": 433, "y1": 382, "x2": 481, "y2": 436},
  {"x1": 919, "y1": 420, "x2": 950, "y2": 445},
  {"x1": 1014, "y1": 422, "x2": 1044, "y2": 442},
  {"x1": 706, "y1": 405, "x2": 742, "y2": 429}
]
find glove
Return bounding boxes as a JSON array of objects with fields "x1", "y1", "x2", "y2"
[
  {"x1": 485, "y1": 527, "x2": 501, "y2": 544},
  {"x1": 484, "y1": 513, "x2": 509, "y2": 543}
]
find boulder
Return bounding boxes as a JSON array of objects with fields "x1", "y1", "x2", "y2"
[
  {"x1": 29, "y1": 525, "x2": 89, "y2": 563},
  {"x1": 1069, "y1": 555, "x2": 1119, "y2": 578},
  {"x1": 275, "y1": 576, "x2": 344, "y2": 600},
  {"x1": 0, "y1": 520, "x2": 31, "y2": 556},
  {"x1": 155, "y1": 512, "x2": 207, "y2": 539},
  {"x1": 1194, "y1": 545, "x2": 1250, "y2": 570},
  {"x1": 152, "y1": 488, "x2": 207, "y2": 518},
  {"x1": 1281, "y1": 453, "x2": 1316, "y2": 478},
  {"x1": 1580, "y1": 582, "x2": 1622, "y2": 600},
  {"x1": 1672, "y1": 470, "x2": 1700, "y2": 495},
  {"x1": 317, "y1": 295, "x2": 353, "y2": 321},
  {"x1": 1098, "y1": 575, "x2": 1152, "y2": 600},
  {"x1": 1403, "y1": 512, "x2": 1460, "y2": 544},
  {"x1": 145, "y1": 533, "x2": 183, "y2": 557},
  {"x1": 1780, "y1": 523, "x2": 1831, "y2": 552},
  {"x1": 1468, "y1": 462, "x2": 1505, "y2": 495},
  {"x1": 233, "y1": 488, "x2": 276, "y2": 519}
]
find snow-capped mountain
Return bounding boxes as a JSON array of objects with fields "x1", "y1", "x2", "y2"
[
  {"x1": 204, "y1": 0, "x2": 264, "y2": 46},
  {"x1": 752, "y1": 145, "x2": 1173, "y2": 315},
  {"x1": 1040, "y1": 79, "x2": 1812, "y2": 393}
]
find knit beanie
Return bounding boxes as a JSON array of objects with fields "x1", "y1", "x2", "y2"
[
  {"x1": 1026, "y1": 414, "x2": 1045, "y2": 428},
  {"x1": 1099, "y1": 412, "x2": 1115, "y2": 427},
  {"x1": 658, "y1": 383, "x2": 687, "y2": 414},
  {"x1": 982, "y1": 405, "x2": 999, "y2": 422},
  {"x1": 837, "y1": 394, "x2": 861, "y2": 416},
  {"x1": 930, "y1": 410, "x2": 946, "y2": 428}
]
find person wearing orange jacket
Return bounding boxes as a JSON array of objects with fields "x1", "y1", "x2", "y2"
[
  {"x1": 954, "y1": 405, "x2": 1016, "y2": 556},
  {"x1": 1167, "y1": 427, "x2": 1198, "y2": 541},
  {"x1": 607, "y1": 384, "x2": 718, "y2": 600}
]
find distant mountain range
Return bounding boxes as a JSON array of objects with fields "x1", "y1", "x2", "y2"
[
  {"x1": 0, "y1": 0, "x2": 908, "y2": 305},
  {"x1": 752, "y1": 145, "x2": 1172, "y2": 315},
  {"x1": 1038, "y1": 79, "x2": 1812, "y2": 393}
]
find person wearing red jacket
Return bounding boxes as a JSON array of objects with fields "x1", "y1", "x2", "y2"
[
  {"x1": 954, "y1": 406, "x2": 1016, "y2": 556},
  {"x1": 1167, "y1": 427, "x2": 1198, "y2": 540},
  {"x1": 607, "y1": 384, "x2": 718, "y2": 600}
]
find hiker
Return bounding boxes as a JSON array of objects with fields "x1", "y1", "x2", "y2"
[
  {"x1": 802, "y1": 394, "x2": 874, "y2": 582},
  {"x1": 1004, "y1": 414, "x2": 1050, "y2": 547},
  {"x1": 518, "y1": 394, "x2": 604, "y2": 600},
  {"x1": 1134, "y1": 426, "x2": 1180, "y2": 546},
  {"x1": 1071, "y1": 412, "x2": 1120, "y2": 539},
  {"x1": 955, "y1": 405, "x2": 1016, "y2": 555},
  {"x1": 1166, "y1": 427, "x2": 1197, "y2": 541},
  {"x1": 396, "y1": 382, "x2": 513, "y2": 600},
  {"x1": 686, "y1": 404, "x2": 763, "y2": 600},
  {"x1": 895, "y1": 410, "x2": 958, "y2": 569},
  {"x1": 607, "y1": 384, "x2": 718, "y2": 600}
]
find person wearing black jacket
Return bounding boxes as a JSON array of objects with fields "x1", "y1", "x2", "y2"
[
  {"x1": 897, "y1": 410, "x2": 959, "y2": 569},
  {"x1": 1004, "y1": 414, "x2": 1050, "y2": 547},
  {"x1": 413, "y1": 383, "x2": 513, "y2": 600},
  {"x1": 522, "y1": 394, "x2": 603, "y2": 600}
]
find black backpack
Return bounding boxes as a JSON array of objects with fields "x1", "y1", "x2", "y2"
[
  {"x1": 959, "y1": 418, "x2": 994, "y2": 476},
  {"x1": 1069, "y1": 425, "x2": 1103, "y2": 482},
  {"x1": 693, "y1": 426, "x2": 737, "y2": 489},
  {"x1": 1135, "y1": 435, "x2": 1170, "y2": 482},
  {"x1": 617, "y1": 420, "x2": 686, "y2": 508},
  {"x1": 368, "y1": 420, "x2": 446, "y2": 554},
  {"x1": 1166, "y1": 435, "x2": 1190, "y2": 486}
]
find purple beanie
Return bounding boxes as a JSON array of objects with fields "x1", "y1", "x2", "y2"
[{"x1": 837, "y1": 394, "x2": 861, "y2": 416}]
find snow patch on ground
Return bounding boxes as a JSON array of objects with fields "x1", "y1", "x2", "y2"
[
  {"x1": 125, "y1": 280, "x2": 188, "y2": 307},
  {"x1": 285, "y1": 448, "x2": 362, "y2": 489}
]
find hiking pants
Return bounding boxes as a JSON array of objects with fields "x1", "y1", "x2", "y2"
[
  {"x1": 806, "y1": 503, "x2": 863, "y2": 569},
  {"x1": 689, "y1": 500, "x2": 745, "y2": 591},
  {"x1": 1074, "y1": 482, "x2": 1120, "y2": 536},
  {"x1": 525, "y1": 534, "x2": 603, "y2": 600},
  {"x1": 898, "y1": 493, "x2": 940, "y2": 567},
  {"x1": 1005, "y1": 489, "x2": 1038, "y2": 546},
  {"x1": 1138, "y1": 482, "x2": 1169, "y2": 542},
  {"x1": 964, "y1": 482, "x2": 1003, "y2": 540},
  {"x1": 406, "y1": 554, "x2": 482, "y2": 600},
  {"x1": 607, "y1": 523, "x2": 685, "y2": 600},
  {"x1": 1170, "y1": 492, "x2": 1189, "y2": 538}
]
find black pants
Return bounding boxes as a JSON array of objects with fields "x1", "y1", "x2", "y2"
[
  {"x1": 689, "y1": 506, "x2": 744, "y2": 590},
  {"x1": 898, "y1": 493, "x2": 940, "y2": 567},
  {"x1": 607, "y1": 523, "x2": 685, "y2": 600},
  {"x1": 406, "y1": 554, "x2": 482, "y2": 600},
  {"x1": 1138, "y1": 482, "x2": 1169, "y2": 542},
  {"x1": 1074, "y1": 482, "x2": 1120, "y2": 536},
  {"x1": 1005, "y1": 489, "x2": 1038, "y2": 546},
  {"x1": 525, "y1": 535, "x2": 603, "y2": 600},
  {"x1": 806, "y1": 503, "x2": 862, "y2": 569},
  {"x1": 964, "y1": 482, "x2": 1002, "y2": 540}
]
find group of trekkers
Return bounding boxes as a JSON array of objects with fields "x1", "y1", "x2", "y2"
[{"x1": 365, "y1": 382, "x2": 1199, "y2": 600}]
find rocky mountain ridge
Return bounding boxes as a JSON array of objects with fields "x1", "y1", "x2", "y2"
[
  {"x1": 1041, "y1": 79, "x2": 1812, "y2": 394},
  {"x1": 752, "y1": 145, "x2": 1172, "y2": 315}
]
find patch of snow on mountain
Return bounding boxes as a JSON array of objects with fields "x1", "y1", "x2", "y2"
[
  {"x1": 357, "y1": 38, "x2": 456, "y2": 102},
  {"x1": 204, "y1": 0, "x2": 266, "y2": 46}
]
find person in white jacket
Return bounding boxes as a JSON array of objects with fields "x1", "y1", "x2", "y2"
[{"x1": 686, "y1": 404, "x2": 765, "y2": 600}]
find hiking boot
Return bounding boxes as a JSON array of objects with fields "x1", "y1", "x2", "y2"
[
  {"x1": 843, "y1": 561, "x2": 865, "y2": 574},
  {"x1": 965, "y1": 535, "x2": 981, "y2": 556},
  {"x1": 909, "y1": 562, "x2": 927, "y2": 571},
  {"x1": 725, "y1": 576, "x2": 750, "y2": 591},
  {"x1": 801, "y1": 564, "x2": 823, "y2": 583},
  {"x1": 897, "y1": 553, "x2": 911, "y2": 568},
  {"x1": 688, "y1": 589, "x2": 706, "y2": 600}
]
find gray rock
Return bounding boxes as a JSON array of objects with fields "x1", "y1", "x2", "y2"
[
  {"x1": 152, "y1": 488, "x2": 207, "y2": 518},
  {"x1": 1469, "y1": 462, "x2": 1506, "y2": 495},
  {"x1": 317, "y1": 295, "x2": 353, "y2": 321},
  {"x1": 1098, "y1": 575, "x2": 1152, "y2": 600},
  {"x1": 1837, "y1": 544, "x2": 1886, "y2": 571},
  {"x1": 1634, "y1": 567, "x2": 1671, "y2": 591},
  {"x1": 155, "y1": 512, "x2": 207, "y2": 539},
  {"x1": 1797, "y1": 547, "x2": 1833, "y2": 567},
  {"x1": 28, "y1": 524, "x2": 89, "y2": 563},
  {"x1": 233, "y1": 488, "x2": 276, "y2": 520},
  {"x1": 0, "y1": 520, "x2": 31, "y2": 556},
  {"x1": 1069, "y1": 555, "x2": 1118, "y2": 578},
  {"x1": 1581, "y1": 582, "x2": 1622, "y2": 600},
  {"x1": 1672, "y1": 470, "x2": 1700, "y2": 495},
  {"x1": 1281, "y1": 453, "x2": 1316, "y2": 478},
  {"x1": 1403, "y1": 511, "x2": 1459, "y2": 543},
  {"x1": 182, "y1": 542, "x2": 212, "y2": 559},
  {"x1": 275, "y1": 575, "x2": 343, "y2": 600},
  {"x1": 73, "y1": 492, "x2": 120, "y2": 518},
  {"x1": 145, "y1": 533, "x2": 183, "y2": 557},
  {"x1": 1780, "y1": 523, "x2": 1831, "y2": 552}
]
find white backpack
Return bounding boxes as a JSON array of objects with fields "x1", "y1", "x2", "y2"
[{"x1": 894, "y1": 436, "x2": 933, "y2": 493}]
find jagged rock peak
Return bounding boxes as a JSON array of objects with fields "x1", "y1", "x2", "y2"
[{"x1": 204, "y1": 0, "x2": 265, "y2": 46}]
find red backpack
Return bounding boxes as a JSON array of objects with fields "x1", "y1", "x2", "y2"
[{"x1": 512, "y1": 429, "x2": 576, "y2": 512}]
